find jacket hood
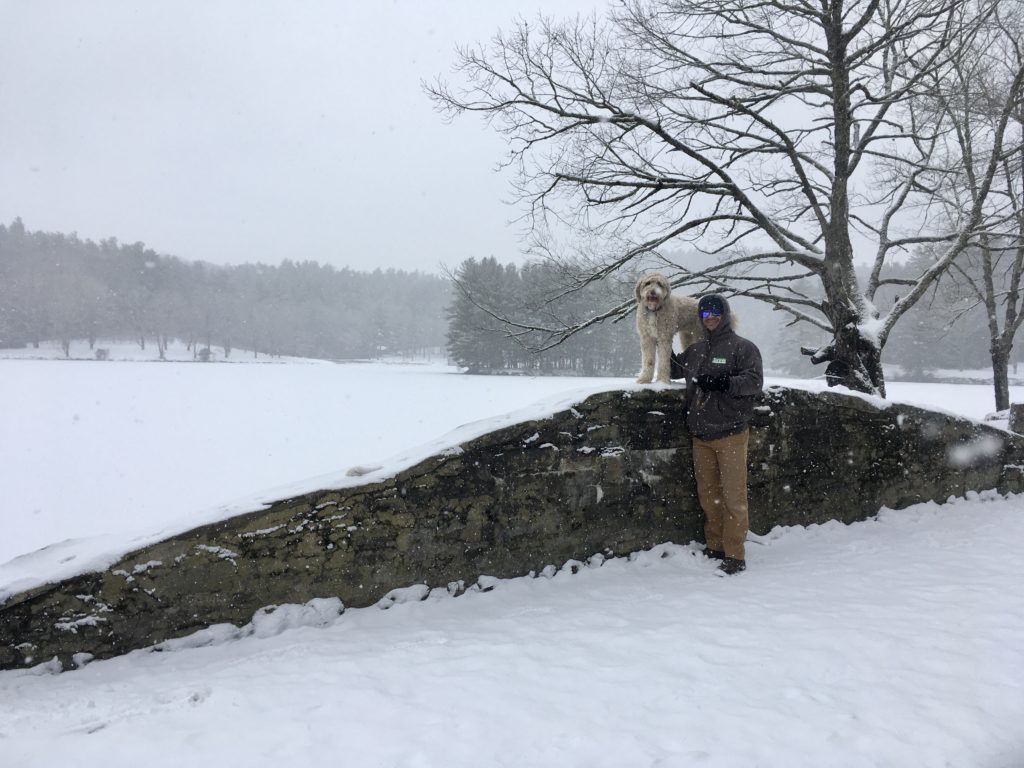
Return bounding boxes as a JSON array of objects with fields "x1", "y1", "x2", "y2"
[{"x1": 697, "y1": 294, "x2": 733, "y2": 334}]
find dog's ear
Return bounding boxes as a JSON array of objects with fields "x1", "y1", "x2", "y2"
[{"x1": 635, "y1": 276, "x2": 645, "y2": 302}]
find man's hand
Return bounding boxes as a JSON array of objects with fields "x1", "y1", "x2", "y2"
[{"x1": 696, "y1": 373, "x2": 730, "y2": 392}]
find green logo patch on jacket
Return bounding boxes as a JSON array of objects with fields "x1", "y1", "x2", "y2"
[{"x1": 712, "y1": 356, "x2": 727, "y2": 365}]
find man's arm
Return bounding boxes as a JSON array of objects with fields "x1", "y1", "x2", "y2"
[{"x1": 729, "y1": 341, "x2": 763, "y2": 397}]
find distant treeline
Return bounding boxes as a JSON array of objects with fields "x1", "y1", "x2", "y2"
[
  {"x1": 446, "y1": 256, "x2": 639, "y2": 375},
  {"x1": 8, "y1": 216, "x2": 1006, "y2": 378},
  {"x1": 0, "y1": 218, "x2": 450, "y2": 359},
  {"x1": 446, "y1": 253, "x2": 1024, "y2": 380},
  {"x1": 0, "y1": 218, "x2": 643, "y2": 374}
]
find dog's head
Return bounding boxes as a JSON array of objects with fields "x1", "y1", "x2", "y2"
[{"x1": 635, "y1": 273, "x2": 672, "y2": 312}]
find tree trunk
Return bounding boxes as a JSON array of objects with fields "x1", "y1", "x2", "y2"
[
  {"x1": 822, "y1": 315, "x2": 885, "y2": 397},
  {"x1": 817, "y1": 20, "x2": 885, "y2": 397},
  {"x1": 992, "y1": 340, "x2": 1011, "y2": 412}
]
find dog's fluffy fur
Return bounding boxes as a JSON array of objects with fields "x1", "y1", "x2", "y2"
[{"x1": 634, "y1": 272, "x2": 702, "y2": 384}]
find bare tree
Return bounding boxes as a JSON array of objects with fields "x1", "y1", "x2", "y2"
[
  {"x1": 428, "y1": 0, "x2": 1024, "y2": 394},
  {"x1": 909, "y1": 2, "x2": 1024, "y2": 409}
]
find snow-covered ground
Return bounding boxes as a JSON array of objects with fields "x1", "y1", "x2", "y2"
[
  {"x1": 1, "y1": 351, "x2": 1023, "y2": 767},
  {"x1": 0, "y1": 339, "x2": 309, "y2": 364}
]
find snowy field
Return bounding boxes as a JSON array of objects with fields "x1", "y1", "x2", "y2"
[{"x1": 1, "y1": 348, "x2": 1023, "y2": 767}]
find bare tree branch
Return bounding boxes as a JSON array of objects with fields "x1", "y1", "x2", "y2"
[{"x1": 427, "y1": 0, "x2": 1024, "y2": 395}]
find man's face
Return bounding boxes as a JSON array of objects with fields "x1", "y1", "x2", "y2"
[{"x1": 702, "y1": 314, "x2": 722, "y2": 332}]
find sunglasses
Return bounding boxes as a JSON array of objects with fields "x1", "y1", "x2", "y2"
[{"x1": 700, "y1": 308, "x2": 723, "y2": 319}]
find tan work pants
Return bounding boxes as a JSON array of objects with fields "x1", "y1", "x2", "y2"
[{"x1": 692, "y1": 430, "x2": 750, "y2": 561}]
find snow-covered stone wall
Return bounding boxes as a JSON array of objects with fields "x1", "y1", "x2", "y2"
[{"x1": 3, "y1": 385, "x2": 1022, "y2": 671}]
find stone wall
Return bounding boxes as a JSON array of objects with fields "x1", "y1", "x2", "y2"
[{"x1": 3, "y1": 385, "x2": 1023, "y2": 671}]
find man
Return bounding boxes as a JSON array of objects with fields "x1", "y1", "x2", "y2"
[{"x1": 676, "y1": 294, "x2": 763, "y2": 576}]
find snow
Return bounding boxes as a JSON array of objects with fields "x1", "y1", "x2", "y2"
[
  {"x1": 1, "y1": 354, "x2": 1023, "y2": 766},
  {"x1": 947, "y1": 433, "x2": 1005, "y2": 468},
  {"x1": 0, "y1": 356, "x2": 631, "y2": 597},
  {"x1": 0, "y1": 339, "x2": 311, "y2": 364}
]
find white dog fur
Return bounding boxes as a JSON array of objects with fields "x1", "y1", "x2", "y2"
[{"x1": 634, "y1": 272, "x2": 703, "y2": 384}]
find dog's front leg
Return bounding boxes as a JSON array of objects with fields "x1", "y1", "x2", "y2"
[
  {"x1": 654, "y1": 338, "x2": 674, "y2": 383},
  {"x1": 636, "y1": 334, "x2": 656, "y2": 384}
]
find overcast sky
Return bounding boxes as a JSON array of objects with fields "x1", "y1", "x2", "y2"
[{"x1": 0, "y1": 1, "x2": 603, "y2": 273}]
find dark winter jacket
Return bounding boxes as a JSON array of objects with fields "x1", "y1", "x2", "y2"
[{"x1": 678, "y1": 296, "x2": 764, "y2": 440}]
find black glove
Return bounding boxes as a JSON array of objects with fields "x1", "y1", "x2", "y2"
[{"x1": 696, "y1": 373, "x2": 730, "y2": 392}]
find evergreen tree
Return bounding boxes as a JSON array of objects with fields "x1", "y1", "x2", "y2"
[{"x1": 0, "y1": 219, "x2": 451, "y2": 360}]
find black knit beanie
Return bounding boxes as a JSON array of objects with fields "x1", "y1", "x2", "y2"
[{"x1": 697, "y1": 294, "x2": 728, "y2": 317}]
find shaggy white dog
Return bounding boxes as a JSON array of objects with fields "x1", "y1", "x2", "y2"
[{"x1": 634, "y1": 272, "x2": 702, "y2": 384}]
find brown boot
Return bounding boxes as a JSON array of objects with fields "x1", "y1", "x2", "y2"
[{"x1": 716, "y1": 557, "x2": 746, "y2": 576}]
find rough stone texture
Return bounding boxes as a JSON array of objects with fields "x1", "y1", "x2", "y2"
[
  {"x1": 1009, "y1": 403, "x2": 1024, "y2": 434},
  {"x1": 3, "y1": 385, "x2": 1023, "y2": 671}
]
